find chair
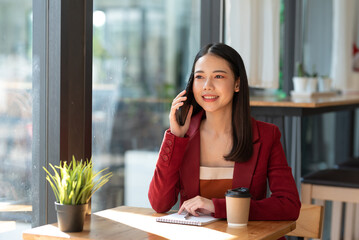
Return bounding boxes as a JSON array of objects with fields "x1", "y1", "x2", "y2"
[
  {"x1": 336, "y1": 157, "x2": 359, "y2": 240},
  {"x1": 301, "y1": 169, "x2": 359, "y2": 240},
  {"x1": 286, "y1": 204, "x2": 324, "y2": 239}
]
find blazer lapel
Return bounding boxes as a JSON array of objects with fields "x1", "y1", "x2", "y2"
[
  {"x1": 180, "y1": 111, "x2": 204, "y2": 198},
  {"x1": 232, "y1": 118, "x2": 261, "y2": 189},
  {"x1": 186, "y1": 111, "x2": 204, "y2": 138}
]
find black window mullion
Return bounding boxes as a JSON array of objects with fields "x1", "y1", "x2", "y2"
[
  {"x1": 200, "y1": 0, "x2": 222, "y2": 46},
  {"x1": 283, "y1": 0, "x2": 297, "y2": 95},
  {"x1": 60, "y1": 0, "x2": 93, "y2": 163}
]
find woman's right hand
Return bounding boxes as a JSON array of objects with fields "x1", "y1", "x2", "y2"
[{"x1": 169, "y1": 90, "x2": 193, "y2": 138}]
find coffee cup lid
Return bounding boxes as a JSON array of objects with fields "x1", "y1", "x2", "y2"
[{"x1": 225, "y1": 187, "x2": 251, "y2": 198}]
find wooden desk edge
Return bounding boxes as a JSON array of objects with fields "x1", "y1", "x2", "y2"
[
  {"x1": 257, "y1": 221, "x2": 296, "y2": 240},
  {"x1": 22, "y1": 206, "x2": 297, "y2": 240}
]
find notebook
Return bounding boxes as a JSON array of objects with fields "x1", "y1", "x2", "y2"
[{"x1": 156, "y1": 212, "x2": 219, "y2": 226}]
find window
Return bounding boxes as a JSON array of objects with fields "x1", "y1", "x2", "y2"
[
  {"x1": 0, "y1": 0, "x2": 33, "y2": 239},
  {"x1": 92, "y1": 0, "x2": 200, "y2": 211}
]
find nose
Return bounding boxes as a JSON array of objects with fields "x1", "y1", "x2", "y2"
[{"x1": 203, "y1": 77, "x2": 214, "y2": 90}]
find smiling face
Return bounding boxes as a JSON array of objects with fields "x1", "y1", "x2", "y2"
[{"x1": 192, "y1": 53, "x2": 240, "y2": 114}]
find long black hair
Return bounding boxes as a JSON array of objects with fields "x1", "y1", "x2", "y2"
[{"x1": 176, "y1": 43, "x2": 253, "y2": 162}]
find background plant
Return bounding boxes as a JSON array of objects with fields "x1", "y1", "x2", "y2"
[
  {"x1": 296, "y1": 62, "x2": 308, "y2": 77},
  {"x1": 43, "y1": 156, "x2": 112, "y2": 205}
]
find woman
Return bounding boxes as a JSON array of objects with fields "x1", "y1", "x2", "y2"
[{"x1": 148, "y1": 43, "x2": 300, "y2": 222}]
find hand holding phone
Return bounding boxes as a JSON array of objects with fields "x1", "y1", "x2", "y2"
[
  {"x1": 169, "y1": 90, "x2": 193, "y2": 137},
  {"x1": 175, "y1": 91, "x2": 194, "y2": 126},
  {"x1": 175, "y1": 74, "x2": 194, "y2": 126}
]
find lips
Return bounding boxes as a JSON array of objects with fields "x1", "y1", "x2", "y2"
[{"x1": 202, "y1": 95, "x2": 219, "y2": 102}]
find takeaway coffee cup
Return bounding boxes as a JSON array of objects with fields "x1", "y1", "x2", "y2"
[{"x1": 225, "y1": 187, "x2": 251, "y2": 227}]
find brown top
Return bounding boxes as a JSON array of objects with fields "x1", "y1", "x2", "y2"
[{"x1": 199, "y1": 166, "x2": 233, "y2": 199}]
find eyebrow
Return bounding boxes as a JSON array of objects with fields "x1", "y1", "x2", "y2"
[{"x1": 194, "y1": 70, "x2": 228, "y2": 74}]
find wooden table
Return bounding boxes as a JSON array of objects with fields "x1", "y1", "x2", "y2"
[
  {"x1": 250, "y1": 94, "x2": 359, "y2": 114},
  {"x1": 23, "y1": 206, "x2": 296, "y2": 240},
  {"x1": 250, "y1": 94, "x2": 359, "y2": 188}
]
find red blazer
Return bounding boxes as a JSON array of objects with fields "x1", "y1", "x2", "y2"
[{"x1": 148, "y1": 111, "x2": 301, "y2": 221}]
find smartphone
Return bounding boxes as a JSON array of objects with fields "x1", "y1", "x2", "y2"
[{"x1": 175, "y1": 74, "x2": 194, "y2": 126}]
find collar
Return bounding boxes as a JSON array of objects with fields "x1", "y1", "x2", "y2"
[{"x1": 186, "y1": 111, "x2": 204, "y2": 138}]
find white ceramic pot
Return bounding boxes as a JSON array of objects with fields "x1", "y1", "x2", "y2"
[
  {"x1": 293, "y1": 77, "x2": 308, "y2": 92},
  {"x1": 306, "y1": 77, "x2": 318, "y2": 92}
]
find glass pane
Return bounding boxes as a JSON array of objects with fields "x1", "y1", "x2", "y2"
[
  {"x1": 92, "y1": 0, "x2": 200, "y2": 212},
  {"x1": 301, "y1": 0, "x2": 332, "y2": 78},
  {"x1": 0, "y1": 0, "x2": 33, "y2": 239}
]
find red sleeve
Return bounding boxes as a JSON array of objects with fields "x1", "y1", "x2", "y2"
[
  {"x1": 212, "y1": 126, "x2": 301, "y2": 221},
  {"x1": 148, "y1": 129, "x2": 189, "y2": 213}
]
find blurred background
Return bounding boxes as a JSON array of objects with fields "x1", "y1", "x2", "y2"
[{"x1": 0, "y1": 0, "x2": 358, "y2": 239}]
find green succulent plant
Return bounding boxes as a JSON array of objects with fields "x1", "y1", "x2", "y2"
[
  {"x1": 296, "y1": 62, "x2": 307, "y2": 77},
  {"x1": 43, "y1": 156, "x2": 112, "y2": 205}
]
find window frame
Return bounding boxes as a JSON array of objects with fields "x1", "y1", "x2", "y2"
[
  {"x1": 32, "y1": 0, "x2": 223, "y2": 226},
  {"x1": 200, "y1": 0, "x2": 222, "y2": 46},
  {"x1": 32, "y1": 0, "x2": 93, "y2": 226}
]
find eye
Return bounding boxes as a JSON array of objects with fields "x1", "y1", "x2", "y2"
[
  {"x1": 215, "y1": 75, "x2": 225, "y2": 79},
  {"x1": 194, "y1": 75, "x2": 204, "y2": 79}
]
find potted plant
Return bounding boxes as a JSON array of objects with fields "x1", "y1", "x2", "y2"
[
  {"x1": 292, "y1": 62, "x2": 308, "y2": 92},
  {"x1": 43, "y1": 156, "x2": 112, "y2": 232},
  {"x1": 306, "y1": 65, "x2": 318, "y2": 93}
]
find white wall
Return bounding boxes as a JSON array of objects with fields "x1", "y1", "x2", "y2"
[{"x1": 124, "y1": 150, "x2": 158, "y2": 208}]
